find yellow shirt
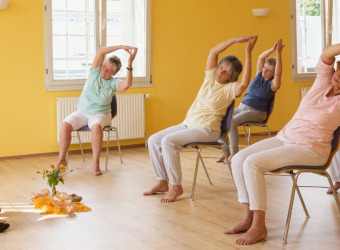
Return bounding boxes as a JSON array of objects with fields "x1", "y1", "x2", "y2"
[{"x1": 183, "y1": 67, "x2": 236, "y2": 131}]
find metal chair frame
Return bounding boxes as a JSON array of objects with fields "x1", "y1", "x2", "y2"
[
  {"x1": 269, "y1": 126, "x2": 340, "y2": 243},
  {"x1": 72, "y1": 95, "x2": 123, "y2": 171},
  {"x1": 241, "y1": 95, "x2": 275, "y2": 145},
  {"x1": 184, "y1": 101, "x2": 235, "y2": 201}
]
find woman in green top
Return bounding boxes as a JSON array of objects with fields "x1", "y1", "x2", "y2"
[{"x1": 57, "y1": 45, "x2": 138, "y2": 176}]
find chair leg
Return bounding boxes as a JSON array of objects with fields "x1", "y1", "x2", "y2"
[
  {"x1": 224, "y1": 158, "x2": 236, "y2": 189},
  {"x1": 247, "y1": 125, "x2": 252, "y2": 145},
  {"x1": 105, "y1": 130, "x2": 110, "y2": 171},
  {"x1": 77, "y1": 131, "x2": 85, "y2": 162},
  {"x1": 289, "y1": 172, "x2": 309, "y2": 218},
  {"x1": 324, "y1": 171, "x2": 340, "y2": 212},
  {"x1": 283, "y1": 171, "x2": 301, "y2": 244},
  {"x1": 115, "y1": 128, "x2": 123, "y2": 163},
  {"x1": 242, "y1": 125, "x2": 250, "y2": 146},
  {"x1": 198, "y1": 149, "x2": 212, "y2": 185},
  {"x1": 264, "y1": 125, "x2": 271, "y2": 137},
  {"x1": 191, "y1": 149, "x2": 201, "y2": 201}
]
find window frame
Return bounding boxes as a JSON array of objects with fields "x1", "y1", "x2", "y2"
[
  {"x1": 43, "y1": 0, "x2": 152, "y2": 91},
  {"x1": 290, "y1": 0, "x2": 334, "y2": 82}
]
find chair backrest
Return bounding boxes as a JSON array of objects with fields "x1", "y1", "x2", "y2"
[
  {"x1": 220, "y1": 100, "x2": 235, "y2": 134},
  {"x1": 324, "y1": 126, "x2": 340, "y2": 169},
  {"x1": 263, "y1": 95, "x2": 275, "y2": 124},
  {"x1": 111, "y1": 95, "x2": 117, "y2": 119}
]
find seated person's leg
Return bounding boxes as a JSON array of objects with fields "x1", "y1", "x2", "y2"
[
  {"x1": 57, "y1": 111, "x2": 88, "y2": 167},
  {"x1": 229, "y1": 105, "x2": 267, "y2": 157},
  {"x1": 217, "y1": 106, "x2": 242, "y2": 163},
  {"x1": 160, "y1": 126, "x2": 220, "y2": 202},
  {"x1": 225, "y1": 137, "x2": 282, "y2": 235},
  {"x1": 88, "y1": 113, "x2": 112, "y2": 176},
  {"x1": 144, "y1": 125, "x2": 189, "y2": 196},
  {"x1": 226, "y1": 137, "x2": 328, "y2": 245}
]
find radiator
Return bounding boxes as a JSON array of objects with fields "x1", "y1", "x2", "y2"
[{"x1": 56, "y1": 94, "x2": 145, "y2": 144}]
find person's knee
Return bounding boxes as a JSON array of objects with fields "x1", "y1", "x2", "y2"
[
  {"x1": 91, "y1": 124, "x2": 103, "y2": 137},
  {"x1": 161, "y1": 135, "x2": 181, "y2": 151},
  {"x1": 148, "y1": 133, "x2": 158, "y2": 147},
  {"x1": 61, "y1": 122, "x2": 73, "y2": 133},
  {"x1": 91, "y1": 123, "x2": 102, "y2": 131},
  {"x1": 243, "y1": 155, "x2": 261, "y2": 173}
]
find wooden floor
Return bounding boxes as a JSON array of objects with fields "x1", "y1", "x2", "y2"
[{"x1": 1, "y1": 135, "x2": 340, "y2": 250}]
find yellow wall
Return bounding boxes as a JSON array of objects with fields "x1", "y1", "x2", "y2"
[{"x1": 0, "y1": 0, "x2": 312, "y2": 158}]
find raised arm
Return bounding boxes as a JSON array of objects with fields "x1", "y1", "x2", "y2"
[
  {"x1": 206, "y1": 36, "x2": 256, "y2": 71},
  {"x1": 256, "y1": 40, "x2": 278, "y2": 73},
  {"x1": 234, "y1": 36, "x2": 258, "y2": 97},
  {"x1": 117, "y1": 47, "x2": 138, "y2": 92},
  {"x1": 271, "y1": 39, "x2": 284, "y2": 92},
  {"x1": 91, "y1": 45, "x2": 133, "y2": 69},
  {"x1": 321, "y1": 43, "x2": 340, "y2": 65}
]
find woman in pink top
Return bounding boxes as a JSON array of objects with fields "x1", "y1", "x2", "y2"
[{"x1": 225, "y1": 42, "x2": 340, "y2": 245}]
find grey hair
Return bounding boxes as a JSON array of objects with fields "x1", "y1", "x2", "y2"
[
  {"x1": 107, "y1": 55, "x2": 122, "y2": 73},
  {"x1": 265, "y1": 57, "x2": 277, "y2": 67},
  {"x1": 218, "y1": 55, "x2": 243, "y2": 83}
]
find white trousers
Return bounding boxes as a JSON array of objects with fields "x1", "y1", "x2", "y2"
[
  {"x1": 148, "y1": 124, "x2": 220, "y2": 185},
  {"x1": 63, "y1": 109, "x2": 112, "y2": 130},
  {"x1": 232, "y1": 136, "x2": 328, "y2": 211},
  {"x1": 328, "y1": 149, "x2": 340, "y2": 182}
]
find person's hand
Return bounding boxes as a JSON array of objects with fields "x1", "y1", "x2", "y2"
[
  {"x1": 125, "y1": 47, "x2": 138, "y2": 63},
  {"x1": 245, "y1": 35, "x2": 258, "y2": 54},
  {"x1": 276, "y1": 39, "x2": 285, "y2": 54},
  {"x1": 234, "y1": 35, "x2": 257, "y2": 44},
  {"x1": 271, "y1": 40, "x2": 279, "y2": 51},
  {"x1": 120, "y1": 45, "x2": 134, "y2": 50}
]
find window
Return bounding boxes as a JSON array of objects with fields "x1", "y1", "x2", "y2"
[
  {"x1": 44, "y1": 0, "x2": 151, "y2": 91},
  {"x1": 291, "y1": 0, "x2": 340, "y2": 81}
]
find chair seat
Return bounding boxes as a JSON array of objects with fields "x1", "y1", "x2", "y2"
[
  {"x1": 241, "y1": 121, "x2": 267, "y2": 126},
  {"x1": 78, "y1": 125, "x2": 90, "y2": 131},
  {"x1": 271, "y1": 165, "x2": 325, "y2": 173},
  {"x1": 184, "y1": 141, "x2": 223, "y2": 147}
]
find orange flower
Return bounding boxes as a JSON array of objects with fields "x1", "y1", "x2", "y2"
[
  {"x1": 45, "y1": 170, "x2": 49, "y2": 174},
  {"x1": 51, "y1": 165, "x2": 55, "y2": 169}
]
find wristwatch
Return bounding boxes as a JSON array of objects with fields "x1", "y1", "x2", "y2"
[{"x1": 126, "y1": 67, "x2": 133, "y2": 71}]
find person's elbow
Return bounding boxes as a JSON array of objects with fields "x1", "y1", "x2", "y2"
[{"x1": 118, "y1": 81, "x2": 132, "y2": 92}]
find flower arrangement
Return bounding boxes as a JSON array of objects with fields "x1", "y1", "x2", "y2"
[{"x1": 37, "y1": 162, "x2": 73, "y2": 196}]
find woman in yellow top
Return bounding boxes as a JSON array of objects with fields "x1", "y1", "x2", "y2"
[{"x1": 144, "y1": 36, "x2": 258, "y2": 202}]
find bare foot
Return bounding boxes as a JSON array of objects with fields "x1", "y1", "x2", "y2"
[
  {"x1": 143, "y1": 181, "x2": 169, "y2": 195},
  {"x1": 223, "y1": 218, "x2": 252, "y2": 234},
  {"x1": 223, "y1": 154, "x2": 234, "y2": 165},
  {"x1": 93, "y1": 166, "x2": 102, "y2": 176},
  {"x1": 160, "y1": 185, "x2": 183, "y2": 202},
  {"x1": 327, "y1": 182, "x2": 340, "y2": 194},
  {"x1": 216, "y1": 153, "x2": 225, "y2": 163},
  {"x1": 217, "y1": 150, "x2": 231, "y2": 164},
  {"x1": 235, "y1": 226, "x2": 267, "y2": 245}
]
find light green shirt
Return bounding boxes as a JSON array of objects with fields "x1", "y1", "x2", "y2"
[
  {"x1": 77, "y1": 67, "x2": 121, "y2": 115},
  {"x1": 183, "y1": 67, "x2": 236, "y2": 131}
]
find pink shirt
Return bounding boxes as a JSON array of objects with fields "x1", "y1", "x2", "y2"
[{"x1": 277, "y1": 58, "x2": 340, "y2": 157}]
